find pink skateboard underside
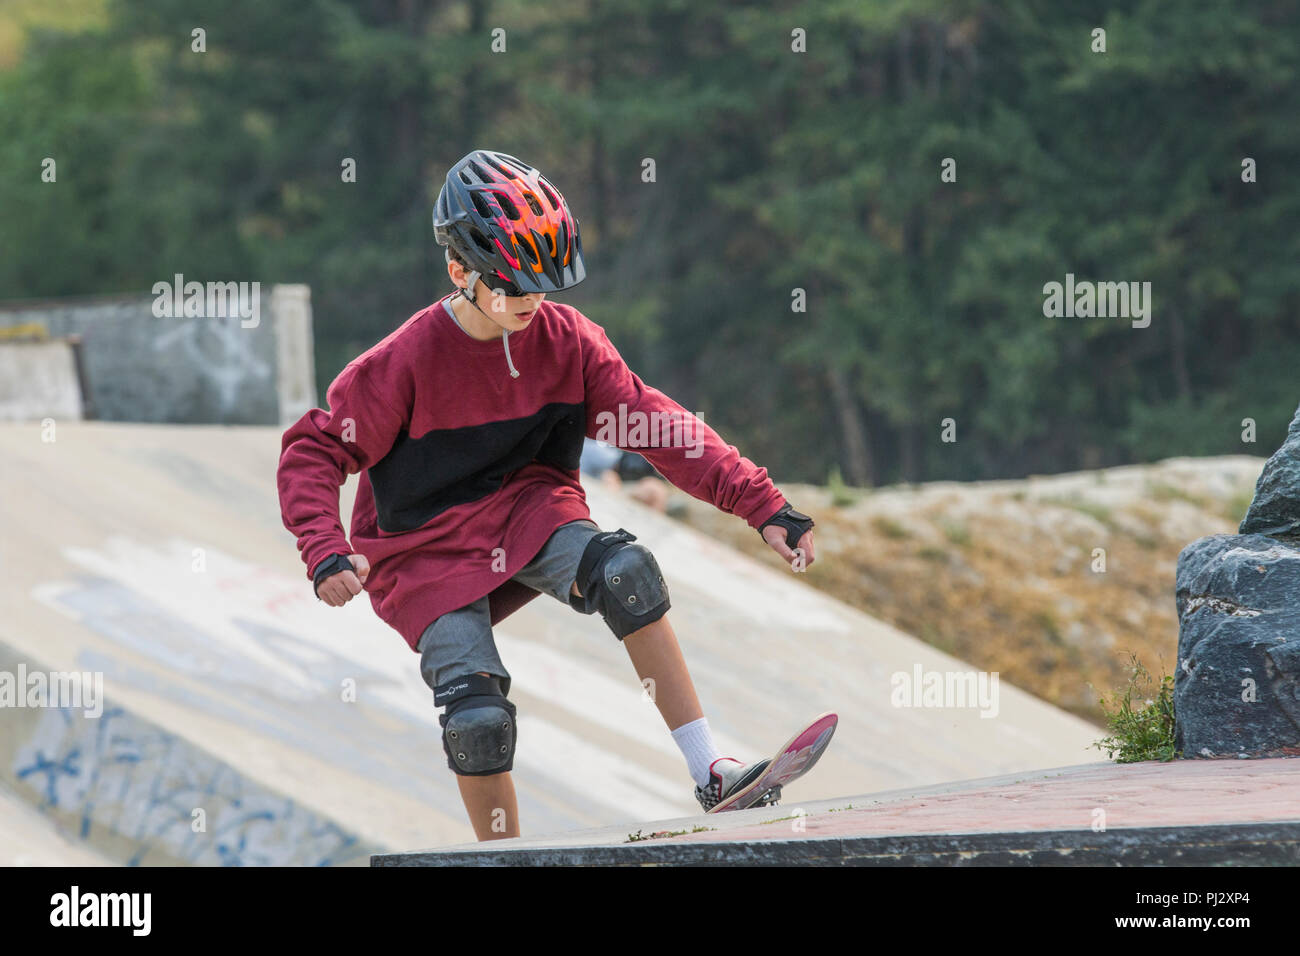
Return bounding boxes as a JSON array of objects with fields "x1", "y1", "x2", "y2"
[{"x1": 709, "y1": 712, "x2": 838, "y2": 813}]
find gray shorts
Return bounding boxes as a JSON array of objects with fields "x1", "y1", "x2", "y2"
[{"x1": 416, "y1": 519, "x2": 601, "y2": 700}]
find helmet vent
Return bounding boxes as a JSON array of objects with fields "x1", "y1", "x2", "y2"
[
  {"x1": 496, "y1": 154, "x2": 530, "y2": 175},
  {"x1": 493, "y1": 190, "x2": 521, "y2": 220},
  {"x1": 482, "y1": 155, "x2": 513, "y2": 178},
  {"x1": 468, "y1": 160, "x2": 492, "y2": 182},
  {"x1": 470, "y1": 191, "x2": 495, "y2": 219},
  {"x1": 469, "y1": 228, "x2": 494, "y2": 254},
  {"x1": 520, "y1": 235, "x2": 540, "y2": 264},
  {"x1": 538, "y1": 180, "x2": 559, "y2": 211},
  {"x1": 523, "y1": 192, "x2": 545, "y2": 217}
]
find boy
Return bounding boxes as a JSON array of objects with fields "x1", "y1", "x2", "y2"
[{"x1": 277, "y1": 149, "x2": 816, "y2": 841}]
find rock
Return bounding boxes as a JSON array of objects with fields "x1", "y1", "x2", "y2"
[
  {"x1": 1174, "y1": 533, "x2": 1300, "y2": 757},
  {"x1": 1174, "y1": 402, "x2": 1300, "y2": 758},
  {"x1": 1239, "y1": 400, "x2": 1300, "y2": 537}
]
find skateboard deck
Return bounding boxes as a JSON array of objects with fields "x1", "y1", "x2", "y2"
[{"x1": 707, "y1": 711, "x2": 838, "y2": 813}]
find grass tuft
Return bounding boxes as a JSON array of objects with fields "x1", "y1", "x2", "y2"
[{"x1": 1091, "y1": 653, "x2": 1179, "y2": 762}]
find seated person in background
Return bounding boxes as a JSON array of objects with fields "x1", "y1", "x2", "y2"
[{"x1": 580, "y1": 438, "x2": 674, "y2": 513}]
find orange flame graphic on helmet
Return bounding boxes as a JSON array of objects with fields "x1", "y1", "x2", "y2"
[{"x1": 476, "y1": 156, "x2": 573, "y2": 277}]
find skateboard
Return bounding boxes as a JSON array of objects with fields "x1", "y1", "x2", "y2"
[{"x1": 707, "y1": 712, "x2": 838, "y2": 813}]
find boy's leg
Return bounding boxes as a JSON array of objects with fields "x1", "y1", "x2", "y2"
[
  {"x1": 513, "y1": 520, "x2": 704, "y2": 732},
  {"x1": 618, "y1": 615, "x2": 704, "y2": 730},
  {"x1": 518, "y1": 520, "x2": 727, "y2": 790},
  {"x1": 418, "y1": 600, "x2": 520, "y2": 841},
  {"x1": 563, "y1": 578, "x2": 703, "y2": 730}
]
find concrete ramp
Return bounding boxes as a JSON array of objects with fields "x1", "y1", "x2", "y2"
[{"x1": 1, "y1": 422, "x2": 1102, "y2": 863}]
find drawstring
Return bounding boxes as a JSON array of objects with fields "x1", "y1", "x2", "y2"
[{"x1": 502, "y1": 329, "x2": 520, "y2": 378}]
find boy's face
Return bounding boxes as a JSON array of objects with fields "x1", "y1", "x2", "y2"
[{"x1": 448, "y1": 259, "x2": 546, "y2": 331}]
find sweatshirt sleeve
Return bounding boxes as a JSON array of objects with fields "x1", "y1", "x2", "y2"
[
  {"x1": 578, "y1": 315, "x2": 787, "y2": 530},
  {"x1": 277, "y1": 361, "x2": 408, "y2": 578}
]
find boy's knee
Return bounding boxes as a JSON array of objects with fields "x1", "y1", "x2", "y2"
[{"x1": 569, "y1": 529, "x2": 670, "y2": 640}]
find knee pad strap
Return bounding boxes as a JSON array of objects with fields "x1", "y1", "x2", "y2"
[{"x1": 435, "y1": 674, "x2": 517, "y2": 776}]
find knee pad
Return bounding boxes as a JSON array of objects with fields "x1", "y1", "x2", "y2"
[
  {"x1": 434, "y1": 673, "x2": 517, "y2": 776},
  {"x1": 568, "y1": 528, "x2": 671, "y2": 640}
]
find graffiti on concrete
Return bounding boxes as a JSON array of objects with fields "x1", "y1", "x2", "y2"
[{"x1": 13, "y1": 704, "x2": 371, "y2": 866}]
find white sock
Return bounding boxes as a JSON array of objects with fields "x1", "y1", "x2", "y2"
[{"x1": 672, "y1": 717, "x2": 732, "y2": 788}]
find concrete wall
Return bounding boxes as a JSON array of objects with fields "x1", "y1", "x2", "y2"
[
  {"x1": 0, "y1": 340, "x2": 85, "y2": 422},
  {"x1": 0, "y1": 285, "x2": 316, "y2": 425}
]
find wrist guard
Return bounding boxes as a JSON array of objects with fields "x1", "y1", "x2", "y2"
[
  {"x1": 758, "y1": 503, "x2": 815, "y2": 550},
  {"x1": 312, "y1": 553, "x2": 356, "y2": 598}
]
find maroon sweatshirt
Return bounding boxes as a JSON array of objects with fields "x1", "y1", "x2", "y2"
[{"x1": 277, "y1": 292, "x2": 788, "y2": 651}]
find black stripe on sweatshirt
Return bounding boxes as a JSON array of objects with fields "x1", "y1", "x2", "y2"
[{"x1": 369, "y1": 401, "x2": 586, "y2": 533}]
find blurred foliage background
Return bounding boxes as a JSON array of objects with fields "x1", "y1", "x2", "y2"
[{"x1": 1, "y1": 0, "x2": 1297, "y2": 484}]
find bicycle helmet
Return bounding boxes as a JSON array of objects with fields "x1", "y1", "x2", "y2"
[{"x1": 433, "y1": 149, "x2": 586, "y2": 295}]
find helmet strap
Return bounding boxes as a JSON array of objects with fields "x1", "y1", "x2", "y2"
[
  {"x1": 459, "y1": 269, "x2": 504, "y2": 326},
  {"x1": 446, "y1": 248, "x2": 482, "y2": 306},
  {"x1": 449, "y1": 253, "x2": 511, "y2": 327},
  {"x1": 461, "y1": 268, "x2": 482, "y2": 303}
]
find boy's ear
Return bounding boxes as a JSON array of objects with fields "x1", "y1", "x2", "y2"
[{"x1": 445, "y1": 252, "x2": 463, "y2": 285}]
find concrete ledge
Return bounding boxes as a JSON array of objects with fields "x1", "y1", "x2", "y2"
[
  {"x1": 373, "y1": 758, "x2": 1300, "y2": 867},
  {"x1": 0, "y1": 339, "x2": 84, "y2": 421},
  {"x1": 372, "y1": 821, "x2": 1300, "y2": 867}
]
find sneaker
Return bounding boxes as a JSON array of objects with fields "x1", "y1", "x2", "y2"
[{"x1": 694, "y1": 757, "x2": 778, "y2": 812}]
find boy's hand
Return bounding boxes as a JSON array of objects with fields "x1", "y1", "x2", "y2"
[
  {"x1": 759, "y1": 503, "x2": 816, "y2": 572},
  {"x1": 762, "y1": 525, "x2": 815, "y2": 571},
  {"x1": 316, "y1": 553, "x2": 371, "y2": 606}
]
